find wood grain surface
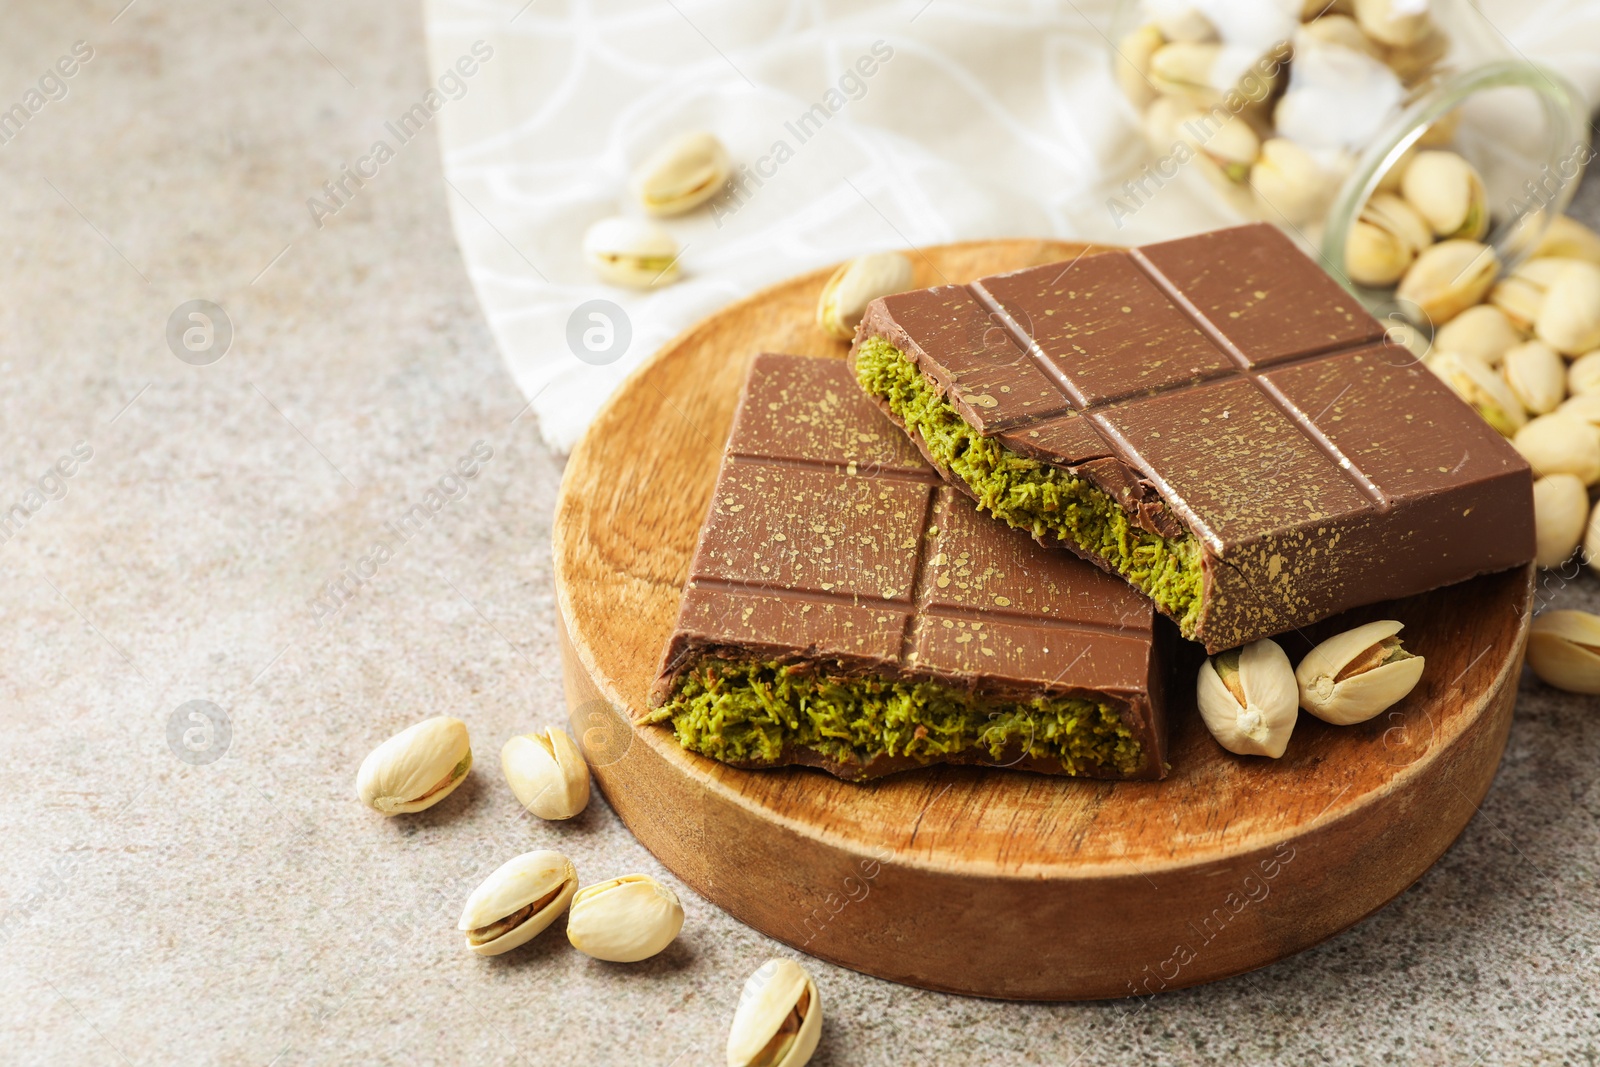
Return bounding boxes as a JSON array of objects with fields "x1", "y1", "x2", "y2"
[{"x1": 551, "y1": 239, "x2": 1534, "y2": 1000}]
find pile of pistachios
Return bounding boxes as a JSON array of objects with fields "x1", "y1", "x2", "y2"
[
  {"x1": 355, "y1": 715, "x2": 822, "y2": 1066},
  {"x1": 1117, "y1": 0, "x2": 1456, "y2": 237},
  {"x1": 1395, "y1": 213, "x2": 1600, "y2": 585},
  {"x1": 581, "y1": 130, "x2": 732, "y2": 289}
]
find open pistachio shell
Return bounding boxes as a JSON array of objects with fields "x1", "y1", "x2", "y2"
[
  {"x1": 1502, "y1": 340, "x2": 1568, "y2": 416},
  {"x1": 1295, "y1": 620, "x2": 1425, "y2": 725},
  {"x1": 501, "y1": 726, "x2": 591, "y2": 820},
  {"x1": 1433, "y1": 304, "x2": 1523, "y2": 367},
  {"x1": 1148, "y1": 42, "x2": 1223, "y2": 106},
  {"x1": 458, "y1": 850, "x2": 579, "y2": 957},
  {"x1": 1532, "y1": 474, "x2": 1588, "y2": 569},
  {"x1": 1513, "y1": 413, "x2": 1600, "y2": 484},
  {"x1": 1527, "y1": 610, "x2": 1600, "y2": 695},
  {"x1": 1535, "y1": 261, "x2": 1600, "y2": 356},
  {"x1": 583, "y1": 216, "x2": 681, "y2": 288},
  {"x1": 1346, "y1": 194, "x2": 1430, "y2": 287},
  {"x1": 726, "y1": 959, "x2": 823, "y2": 1067},
  {"x1": 1250, "y1": 138, "x2": 1331, "y2": 227},
  {"x1": 1559, "y1": 392, "x2": 1600, "y2": 429},
  {"x1": 1400, "y1": 151, "x2": 1488, "y2": 241},
  {"x1": 356, "y1": 716, "x2": 472, "y2": 815},
  {"x1": 1490, "y1": 257, "x2": 1585, "y2": 331},
  {"x1": 1427, "y1": 351, "x2": 1526, "y2": 437},
  {"x1": 631, "y1": 131, "x2": 730, "y2": 216},
  {"x1": 566, "y1": 874, "x2": 684, "y2": 962},
  {"x1": 1569, "y1": 351, "x2": 1600, "y2": 396},
  {"x1": 1489, "y1": 276, "x2": 1546, "y2": 333},
  {"x1": 1196, "y1": 639, "x2": 1298, "y2": 758},
  {"x1": 817, "y1": 252, "x2": 914, "y2": 340},
  {"x1": 1396, "y1": 240, "x2": 1498, "y2": 325}
]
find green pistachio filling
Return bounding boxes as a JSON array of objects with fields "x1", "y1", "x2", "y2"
[
  {"x1": 647, "y1": 659, "x2": 1142, "y2": 777},
  {"x1": 854, "y1": 336, "x2": 1204, "y2": 636}
]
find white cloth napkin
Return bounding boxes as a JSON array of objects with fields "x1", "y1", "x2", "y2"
[{"x1": 423, "y1": 0, "x2": 1600, "y2": 454}]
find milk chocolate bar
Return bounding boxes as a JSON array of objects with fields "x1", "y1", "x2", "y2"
[
  {"x1": 850, "y1": 223, "x2": 1534, "y2": 652},
  {"x1": 646, "y1": 352, "x2": 1169, "y2": 781}
]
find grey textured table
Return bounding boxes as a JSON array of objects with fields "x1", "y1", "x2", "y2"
[{"x1": 2, "y1": 3, "x2": 1596, "y2": 1064}]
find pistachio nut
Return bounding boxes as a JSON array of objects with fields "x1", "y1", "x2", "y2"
[
  {"x1": 1427, "y1": 351, "x2": 1526, "y2": 436},
  {"x1": 356, "y1": 716, "x2": 471, "y2": 815},
  {"x1": 1345, "y1": 193, "x2": 1430, "y2": 287},
  {"x1": 817, "y1": 252, "x2": 914, "y2": 341},
  {"x1": 501, "y1": 726, "x2": 591, "y2": 821},
  {"x1": 1588, "y1": 498, "x2": 1600, "y2": 578},
  {"x1": 1250, "y1": 138, "x2": 1331, "y2": 227},
  {"x1": 1489, "y1": 257, "x2": 1580, "y2": 331},
  {"x1": 1514, "y1": 413, "x2": 1600, "y2": 484},
  {"x1": 1502, "y1": 340, "x2": 1567, "y2": 416},
  {"x1": 1395, "y1": 240, "x2": 1498, "y2": 325},
  {"x1": 1148, "y1": 42, "x2": 1224, "y2": 106},
  {"x1": 1353, "y1": 0, "x2": 1432, "y2": 46},
  {"x1": 1569, "y1": 351, "x2": 1600, "y2": 396},
  {"x1": 1345, "y1": 222, "x2": 1412, "y2": 289},
  {"x1": 1534, "y1": 260, "x2": 1600, "y2": 356},
  {"x1": 1433, "y1": 304, "x2": 1523, "y2": 367},
  {"x1": 566, "y1": 874, "x2": 684, "y2": 962},
  {"x1": 1115, "y1": 25, "x2": 1166, "y2": 108},
  {"x1": 1488, "y1": 275, "x2": 1545, "y2": 333},
  {"x1": 726, "y1": 959, "x2": 822, "y2": 1067},
  {"x1": 1531, "y1": 473, "x2": 1588, "y2": 569},
  {"x1": 1196, "y1": 639, "x2": 1298, "y2": 758},
  {"x1": 1532, "y1": 214, "x2": 1600, "y2": 264},
  {"x1": 1559, "y1": 391, "x2": 1600, "y2": 430},
  {"x1": 631, "y1": 131, "x2": 730, "y2": 217},
  {"x1": 458, "y1": 850, "x2": 578, "y2": 957},
  {"x1": 1400, "y1": 151, "x2": 1488, "y2": 241},
  {"x1": 1526, "y1": 610, "x2": 1600, "y2": 695},
  {"x1": 1178, "y1": 112, "x2": 1261, "y2": 183},
  {"x1": 583, "y1": 216, "x2": 681, "y2": 288},
  {"x1": 1295, "y1": 620, "x2": 1425, "y2": 725}
]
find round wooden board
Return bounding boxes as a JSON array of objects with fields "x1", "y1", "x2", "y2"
[{"x1": 552, "y1": 239, "x2": 1534, "y2": 1001}]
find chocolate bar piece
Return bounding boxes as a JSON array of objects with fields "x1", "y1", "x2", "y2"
[
  {"x1": 646, "y1": 352, "x2": 1169, "y2": 781},
  {"x1": 850, "y1": 223, "x2": 1534, "y2": 653}
]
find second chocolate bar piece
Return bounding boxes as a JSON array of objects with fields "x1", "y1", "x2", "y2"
[
  {"x1": 851, "y1": 223, "x2": 1534, "y2": 652},
  {"x1": 646, "y1": 352, "x2": 1168, "y2": 781}
]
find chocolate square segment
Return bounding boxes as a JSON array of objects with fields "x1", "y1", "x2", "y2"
[
  {"x1": 1097, "y1": 378, "x2": 1373, "y2": 550},
  {"x1": 1134, "y1": 224, "x2": 1384, "y2": 366},
  {"x1": 688, "y1": 461, "x2": 932, "y2": 602},
  {"x1": 850, "y1": 222, "x2": 1535, "y2": 652},
  {"x1": 866, "y1": 287, "x2": 1071, "y2": 433},
  {"x1": 727, "y1": 351, "x2": 927, "y2": 474},
  {"x1": 651, "y1": 352, "x2": 1167, "y2": 782},
  {"x1": 976, "y1": 253, "x2": 1234, "y2": 403}
]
